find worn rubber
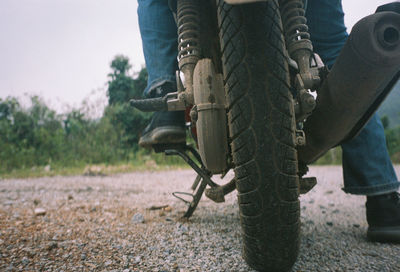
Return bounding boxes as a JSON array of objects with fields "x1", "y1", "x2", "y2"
[
  {"x1": 138, "y1": 126, "x2": 186, "y2": 148},
  {"x1": 367, "y1": 226, "x2": 400, "y2": 243},
  {"x1": 216, "y1": 1, "x2": 300, "y2": 271}
]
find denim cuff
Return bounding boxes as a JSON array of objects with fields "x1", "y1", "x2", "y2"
[
  {"x1": 144, "y1": 76, "x2": 177, "y2": 98},
  {"x1": 342, "y1": 181, "x2": 400, "y2": 196}
]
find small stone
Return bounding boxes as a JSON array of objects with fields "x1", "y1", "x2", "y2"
[
  {"x1": 21, "y1": 257, "x2": 30, "y2": 265},
  {"x1": 134, "y1": 256, "x2": 141, "y2": 264},
  {"x1": 4, "y1": 201, "x2": 14, "y2": 206},
  {"x1": 176, "y1": 223, "x2": 188, "y2": 234},
  {"x1": 12, "y1": 212, "x2": 20, "y2": 219},
  {"x1": 306, "y1": 220, "x2": 314, "y2": 225},
  {"x1": 104, "y1": 260, "x2": 112, "y2": 266},
  {"x1": 22, "y1": 248, "x2": 35, "y2": 257},
  {"x1": 164, "y1": 206, "x2": 172, "y2": 212},
  {"x1": 131, "y1": 213, "x2": 144, "y2": 224},
  {"x1": 47, "y1": 241, "x2": 58, "y2": 250},
  {"x1": 123, "y1": 269, "x2": 130, "y2": 272},
  {"x1": 34, "y1": 208, "x2": 46, "y2": 216},
  {"x1": 81, "y1": 254, "x2": 86, "y2": 260}
]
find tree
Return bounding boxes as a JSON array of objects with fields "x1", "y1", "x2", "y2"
[
  {"x1": 381, "y1": 115, "x2": 390, "y2": 130},
  {"x1": 107, "y1": 55, "x2": 147, "y2": 105},
  {"x1": 106, "y1": 55, "x2": 150, "y2": 150}
]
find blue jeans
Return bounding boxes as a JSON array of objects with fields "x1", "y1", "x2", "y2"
[
  {"x1": 306, "y1": 0, "x2": 399, "y2": 195},
  {"x1": 137, "y1": 0, "x2": 178, "y2": 97},
  {"x1": 137, "y1": 0, "x2": 399, "y2": 195}
]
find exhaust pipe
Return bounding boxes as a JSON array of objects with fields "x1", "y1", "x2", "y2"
[{"x1": 298, "y1": 10, "x2": 400, "y2": 164}]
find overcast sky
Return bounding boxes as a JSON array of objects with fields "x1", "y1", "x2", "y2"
[{"x1": 0, "y1": 0, "x2": 392, "y2": 113}]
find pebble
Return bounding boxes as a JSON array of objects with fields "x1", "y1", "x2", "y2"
[
  {"x1": 34, "y1": 208, "x2": 46, "y2": 216},
  {"x1": 134, "y1": 256, "x2": 141, "y2": 264},
  {"x1": 47, "y1": 241, "x2": 58, "y2": 250},
  {"x1": 131, "y1": 213, "x2": 144, "y2": 224},
  {"x1": 176, "y1": 223, "x2": 189, "y2": 235},
  {"x1": 21, "y1": 257, "x2": 30, "y2": 265}
]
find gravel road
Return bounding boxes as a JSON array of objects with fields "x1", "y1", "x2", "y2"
[{"x1": 1, "y1": 165, "x2": 399, "y2": 272}]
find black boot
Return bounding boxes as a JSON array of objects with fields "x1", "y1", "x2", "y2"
[
  {"x1": 366, "y1": 192, "x2": 400, "y2": 243},
  {"x1": 138, "y1": 82, "x2": 186, "y2": 148}
]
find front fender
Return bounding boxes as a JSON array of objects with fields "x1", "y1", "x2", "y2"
[{"x1": 224, "y1": 0, "x2": 268, "y2": 4}]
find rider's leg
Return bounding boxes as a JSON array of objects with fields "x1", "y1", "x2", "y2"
[
  {"x1": 306, "y1": 0, "x2": 400, "y2": 242},
  {"x1": 137, "y1": 0, "x2": 185, "y2": 147}
]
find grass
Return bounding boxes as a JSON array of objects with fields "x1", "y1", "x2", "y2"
[
  {"x1": 0, "y1": 151, "x2": 191, "y2": 179},
  {"x1": 0, "y1": 162, "x2": 189, "y2": 179},
  {"x1": 2, "y1": 148, "x2": 398, "y2": 179}
]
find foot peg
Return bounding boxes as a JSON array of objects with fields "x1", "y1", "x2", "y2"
[
  {"x1": 130, "y1": 92, "x2": 186, "y2": 112},
  {"x1": 130, "y1": 96, "x2": 168, "y2": 112}
]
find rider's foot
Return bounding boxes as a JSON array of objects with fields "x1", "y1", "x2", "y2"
[
  {"x1": 139, "y1": 82, "x2": 186, "y2": 148},
  {"x1": 139, "y1": 111, "x2": 186, "y2": 148},
  {"x1": 366, "y1": 192, "x2": 400, "y2": 243}
]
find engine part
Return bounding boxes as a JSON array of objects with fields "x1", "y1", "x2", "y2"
[
  {"x1": 193, "y1": 59, "x2": 228, "y2": 174},
  {"x1": 298, "y1": 11, "x2": 400, "y2": 164}
]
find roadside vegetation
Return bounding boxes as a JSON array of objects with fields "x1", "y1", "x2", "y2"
[
  {"x1": 315, "y1": 115, "x2": 400, "y2": 165},
  {"x1": 0, "y1": 55, "x2": 185, "y2": 178},
  {"x1": 0, "y1": 55, "x2": 399, "y2": 178}
]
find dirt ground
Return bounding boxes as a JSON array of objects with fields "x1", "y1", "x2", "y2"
[{"x1": 1, "y1": 165, "x2": 399, "y2": 271}]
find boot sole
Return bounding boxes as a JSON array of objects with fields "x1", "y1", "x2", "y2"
[
  {"x1": 367, "y1": 226, "x2": 400, "y2": 243},
  {"x1": 139, "y1": 126, "x2": 186, "y2": 148}
]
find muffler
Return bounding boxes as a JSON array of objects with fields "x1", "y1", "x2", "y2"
[{"x1": 298, "y1": 10, "x2": 400, "y2": 164}]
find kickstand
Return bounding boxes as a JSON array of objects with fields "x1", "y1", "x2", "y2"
[
  {"x1": 154, "y1": 144, "x2": 235, "y2": 218},
  {"x1": 164, "y1": 145, "x2": 217, "y2": 218}
]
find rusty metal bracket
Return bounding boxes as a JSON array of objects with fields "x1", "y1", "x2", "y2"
[{"x1": 299, "y1": 177, "x2": 317, "y2": 194}]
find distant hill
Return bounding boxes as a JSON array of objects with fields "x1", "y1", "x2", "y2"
[{"x1": 378, "y1": 80, "x2": 400, "y2": 128}]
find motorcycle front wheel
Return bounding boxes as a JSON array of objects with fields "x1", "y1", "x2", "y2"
[{"x1": 217, "y1": 0, "x2": 300, "y2": 271}]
